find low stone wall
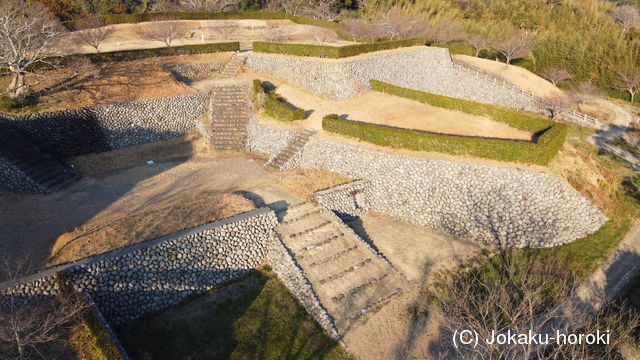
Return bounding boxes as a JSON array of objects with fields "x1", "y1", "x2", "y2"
[
  {"x1": 0, "y1": 208, "x2": 278, "y2": 325},
  {"x1": 168, "y1": 63, "x2": 225, "y2": 83},
  {"x1": 246, "y1": 114, "x2": 296, "y2": 160},
  {"x1": 0, "y1": 93, "x2": 208, "y2": 158},
  {"x1": 0, "y1": 158, "x2": 40, "y2": 193},
  {"x1": 247, "y1": 121, "x2": 606, "y2": 248},
  {"x1": 267, "y1": 235, "x2": 341, "y2": 342},
  {"x1": 246, "y1": 47, "x2": 543, "y2": 115},
  {"x1": 314, "y1": 179, "x2": 372, "y2": 220}
]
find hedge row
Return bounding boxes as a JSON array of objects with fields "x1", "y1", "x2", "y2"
[
  {"x1": 369, "y1": 80, "x2": 553, "y2": 134},
  {"x1": 322, "y1": 114, "x2": 566, "y2": 165},
  {"x1": 253, "y1": 79, "x2": 305, "y2": 121},
  {"x1": 253, "y1": 38, "x2": 425, "y2": 58},
  {"x1": 86, "y1": 41, "x2": 239, "y2": 62}
]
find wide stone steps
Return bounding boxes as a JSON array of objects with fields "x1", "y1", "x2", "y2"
[
  {"x1": 277, "y1": 202, "x2": 406, "y2": 335},
  {"x1": 219, "y1": 54, "x2": 246, "y2": 78},
  {"x1": 0, "y1": 124, "x2": 80, "y2": 193},
  {"x1": 209, "y1": 81, "x2": 250, "y2": 151},
  {"x1": 268, "y1": 128, "x2": 317, "y2": 170}
]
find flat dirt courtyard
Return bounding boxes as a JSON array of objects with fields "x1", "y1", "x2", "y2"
[{"x1": 240, "y1": 72, "x2": 533, "y2": 141}]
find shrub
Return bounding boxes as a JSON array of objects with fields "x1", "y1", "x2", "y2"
[
  {"x1": 86, "y1": 42, "x2": 239, "y2": 62},
  {"x1": 369, "y1": 80, "x2": 553, "y2": 133},
  {"x1": 253, "y1": 38, "x2": 425, "y2": 58},
  {"x1": 264, "y1": 93, "x2": 305, "y2": 121},
  {"x1": 430, "y1": 43, "x2": 476, "y2": 56},
  {"x1": 322, "y1": 114, "x2": 566, "y2": 165}
]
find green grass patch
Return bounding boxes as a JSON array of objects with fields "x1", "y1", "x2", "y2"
[
  {"x1": 322, "y1": 81, "x2": 566, "y2": 165},
  {"x1": 117, "y1": 269, "x2": 350, "y2": 360},
  {"x1": 85, "y1": 42, "x2": 239, "y2": 63},
  {"x1": 253, "y1": 38, "x2": 425, "y2": 58},
  {"x1": 430, "y1": 43, "x2": 476, "y2": 56},
  {"x1": 254, "y1": 79, "x2": 306, "y2": 121}
]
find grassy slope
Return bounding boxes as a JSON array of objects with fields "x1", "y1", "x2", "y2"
[{"x1": 117, "y1": 269, "x2": 351, "y2": 360}]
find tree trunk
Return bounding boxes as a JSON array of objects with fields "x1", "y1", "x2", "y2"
[
  {"x1": 7, "y1": 71, "x2": 27, "y2": 100},
  {"x1": 14, "y1": 329, "x2": 25, "y2": 360},
  {"x1": 631, "y1": 91, "x2": 636, "y2": 104}
]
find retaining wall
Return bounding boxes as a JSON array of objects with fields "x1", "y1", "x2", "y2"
[
  {"x1": 247, "y1": 47, "x2": 546, "y2": 116},
  {"x1": 0, "y1": 208, "x2": 278, "y2": 324},
  {"x1": 0, "y1": 93, "x2": 208, "y2": 159},
  {"x1": 247, "y1": 119, "x2": 606, "y2": 248},
  {"x1": 314, "y1": 179, "x2": 372, "y2": 220}
]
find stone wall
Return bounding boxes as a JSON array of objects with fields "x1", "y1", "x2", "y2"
[
  {"x1": 0, "y1": 208, "x2": 279, "y2": 325},
  {"x1": 246, "y1": 114, "x2": 296, "y2": 161},
  {"x1": 0, "y1": 93, "x2": 208, "y2": 158},
  {"x1": 246, "y1": 47, "x2": 542, "y2": 115},
  {"x1": 168, "y1": 63, "x2": 224, "y2": 83},
  {"x1": 247, "y1": 120, "x2": 607, "y2": 248},
  {"x1": 0, "y1": 158, "x2": 40, "y2": 193},
  {"x1": 314, "y1": 179, "x2": 372, "y2": 220}
]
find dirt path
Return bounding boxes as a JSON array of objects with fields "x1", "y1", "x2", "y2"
[
  {"x1": 588, "y1": 98, "x2": 640, "y2": 170},
  {"x1": 241, "y1": 72, "x2": 532, "y2": 140},
  {"x1": 0, "y1": 154, "x2": 343, "y2": 269},
  {"x1": 453, "y1": 54, "x2": 565, "y2": 99}
]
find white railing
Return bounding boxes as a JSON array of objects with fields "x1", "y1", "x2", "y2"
[{"x1": 452, "y1": 63, "x2": 599, "y2": 128}]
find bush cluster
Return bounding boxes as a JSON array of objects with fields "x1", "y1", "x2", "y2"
[
  {"x1": 253, "y1": 38, "x2": 425, "y2": 58},
  {"x1": 85, "y1": 42, "x2": 240, "y2": 62},
  {"x1": 322, "y1": 114, "x2": 566, "y2": 165},
  {"x1": 324, "y1": 81, "x2": 566, "y2": 164},
  {"x1": 253, "y1": 79, "x2": 305, "y2": 121}
]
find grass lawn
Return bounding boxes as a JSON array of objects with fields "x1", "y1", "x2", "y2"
[{"x1": 116, "y1": 269, "x2": 351, "y2": 360}]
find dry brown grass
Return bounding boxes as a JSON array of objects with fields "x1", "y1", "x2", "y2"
[
  {"x1": 273, "y1": 168, "x2": 351, "y2": 199},
  {"x1": 0, "y1": 53, "x2": 231, "y2": 114},
  {"x1": 68, "y1": 130, "x2": 208, "y2": 175},
  {"x1": 48, "y1": 192, "x2": 255, "y2": 266}
]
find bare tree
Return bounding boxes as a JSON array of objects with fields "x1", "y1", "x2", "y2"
[
  {"x1": 569, "y1": 80, "x2": 596, "y2": 111},
  {"x1": 0, "y1": 0, "x2": 66, "y2": 100},
  {"x1": 213, "y1": 26, "x2": 236, "y2": 41},
  {"x1": 277, "y1": 0, "x2": 307, "y2": 16},
  {"x1": 428, "y1": 20, "x2": 465, "y2": 44},
  {"x1": 431, "y1": 251, "x2": 580, "y2": 359},
  {"x1": 0, "y1": 258, "x2": 88, "y2": 360},
  {"x1": 465, "y1": 33, "x2": 495, "y2": 57},
  {"x1": 496, "y1": 30, "x2": 533, "y2": 65},
  {"x1": 304, "y1": 0, "x2": 340, "y2": 21},
  {"x1": 613, "y1": 67, "x2": 640, "y2": 103},
  {"x1": 428, "y1": 251, "x2": 640, "y2": 359},
  {"x1": 612, "y1": 5, "x2": 640, "y2": 34},
  {"x1": 267, "y1": 26, "x2": 293, "y2": 42},
  {"x1": 539, "y1": 68, "x2": 572, "y2": 85},
  {"x1": 341, "y1": 18, "x2": 376, "y2": 42},
  {"x1": 372, "y1": 10, "x2": 429, "y2": 40},
  {"x1": 73, "y1": 16, "x2": 115, "y2": 53},
  {"x1": 140, "y1": 21, "x2": 187, "y2": 47},
  {"x1": 313, "y1": 29, "x2": 335, "y2": 45}
]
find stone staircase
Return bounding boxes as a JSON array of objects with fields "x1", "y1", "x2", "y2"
[
  {"x1": 0, "y1": 124, "x2": 80, "y2": 193},
  {"x1": 277, "y1": 202, "x2": 406, "y2": 334},
  {"x1": 267, "y1": 128, "x2": 316, "y2": 170},
  {"x1": 219, "y1": 53, "x2": 246, "y2": 78},
  {"x1": 209, "y1": 82, "x2": 251, "y2": 151}
]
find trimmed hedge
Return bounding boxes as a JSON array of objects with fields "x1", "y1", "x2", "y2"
[
  {"x1": 253, "y1": 38, "x2": 426, "y2": 58},
  {"x1": 369, "y1": 80, "x2": 553, "y2": 134},
  {"x1": 86, "y1": 42, "x2": 239, "y2": 62},
  {"x1": 264, "y1": 93, "x2": 305, "y2": 121},
  {"x1": 323, "y1": 114, "x2": 566, "y2": 165},
  {"x1": 431, "y1": 43, "x2": 477, "y2": 56},
  {"x1": 253, "y1": 79, "x2": 305, "y2": 121}
]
